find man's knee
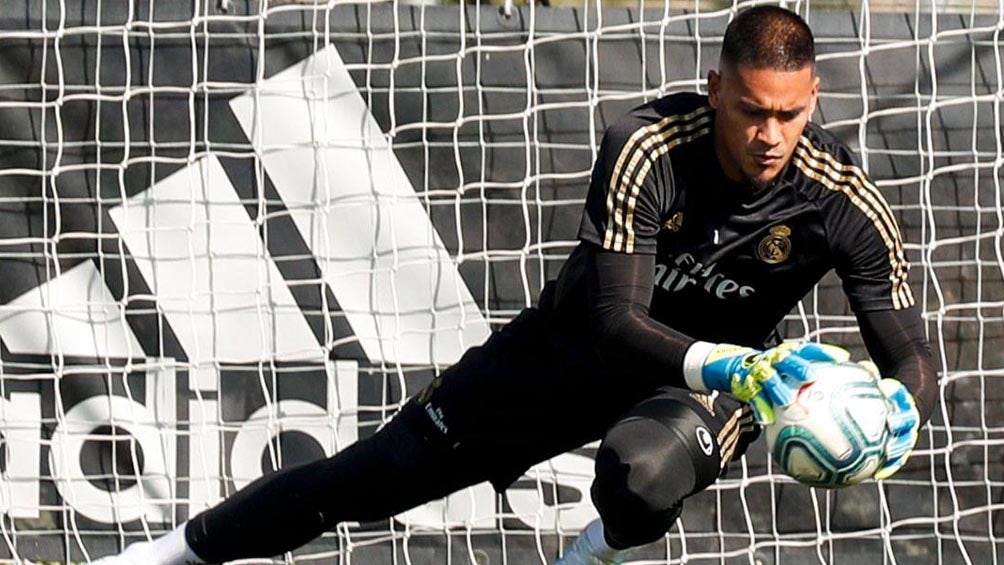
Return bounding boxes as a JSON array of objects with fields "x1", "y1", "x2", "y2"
[
  {"x1": 591, "y1": 396, "x2": 727, "y2": 549},
  {"x1": 591, "y1": 417, "x2": 697, "y2": 548}
]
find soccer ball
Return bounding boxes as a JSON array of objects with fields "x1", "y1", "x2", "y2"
[{"x1": 765, "y1": 363, "x2": 889, "y2": 488}]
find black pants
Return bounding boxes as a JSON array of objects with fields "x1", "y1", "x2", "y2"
[{"x1": 187, "y1": 309, "x2": 758, "y2": 561}]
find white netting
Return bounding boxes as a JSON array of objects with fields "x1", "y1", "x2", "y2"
[{"x1": 0, "y1": 0, "x2": 1001, "y2": 563}]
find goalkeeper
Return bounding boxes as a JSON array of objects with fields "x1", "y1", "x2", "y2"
[{"x1": 95, "y1": 6, "x2": 936, "y2": 565}]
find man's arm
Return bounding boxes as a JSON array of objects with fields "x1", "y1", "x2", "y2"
[
  {"x1": 582, "y1": 243, "x2": 695, "y2": 391},
  {"x1": 572, "y1": 105, "x2": 701, "y2": 389},
  {"x1": 580, "y1": 243, "x2": 839, "y2": 422},
  {"x1": 857, "y1": 306, "x2": 937, "y2": 425},
  {"x1": 799, "y1": 131, "x2": 935, "y2": 474},
  {"x1": 852, "y1": 306, "x2": 933, "y2": 479}
]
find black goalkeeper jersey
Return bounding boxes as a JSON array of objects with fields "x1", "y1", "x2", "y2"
[{"x1": 548, "y1": 92, "x2": 913, "y2": 348}]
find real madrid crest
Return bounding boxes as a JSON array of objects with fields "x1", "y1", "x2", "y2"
[{"x1": 757, "y1": 225, "x2": 792, "y2": 264}]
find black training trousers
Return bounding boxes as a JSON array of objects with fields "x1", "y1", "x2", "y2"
[{"x1": 186, "y1": 308, "x2": 757, "y2": 561}]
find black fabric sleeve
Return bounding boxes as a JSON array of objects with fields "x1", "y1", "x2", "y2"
[
  {"x1": 857, "y1": 306, "x2": 937, "y2": 425},
  {"x1": 583, "y1": 243, "x2": 696, "y2": 389},
  {"x1": 821, "y1": 149, "x2": 914, "y2": 312}
]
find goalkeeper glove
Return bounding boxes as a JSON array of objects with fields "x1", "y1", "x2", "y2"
[
  {"x1": 683, "y1": 341, "x2": 850, "y2": 424},
  {"x1": 856, "y1": 362, "x2": 921, "y2": 480}
]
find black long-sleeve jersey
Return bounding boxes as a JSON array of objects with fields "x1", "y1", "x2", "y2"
[{"x1": 544, "y1": 92, "x2": 936, "y2": 422}]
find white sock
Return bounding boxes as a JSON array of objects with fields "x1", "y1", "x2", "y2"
[
  {"x1": 555, "y1": 518, "x2": 629, "y2": 565},
  {"x1": 117, "y1": 522, "x2": 205, "y2": 565},
  {"x1": 581, "y1": 519, "x2": 621, "y2": 561}
]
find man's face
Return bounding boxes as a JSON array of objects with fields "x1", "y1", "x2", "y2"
[{"x1": 708, "y1": 63, "x2": 819, "y2": 190}]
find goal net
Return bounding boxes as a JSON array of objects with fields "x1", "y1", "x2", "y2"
[{"x1": 0, "y1": 0, "x2": 1000, "y2": 563}]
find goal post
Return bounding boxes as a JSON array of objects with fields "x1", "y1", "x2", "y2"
[{"x1": 0, "y1": 1, "x2": 1000, "y2": 563}]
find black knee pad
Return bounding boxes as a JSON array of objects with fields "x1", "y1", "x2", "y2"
[{"x1": 592, "y1": 397, "x2": 723, "y2": 548}]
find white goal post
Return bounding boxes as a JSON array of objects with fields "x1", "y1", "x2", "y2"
[{"x1": 0, "y1": 1, "x2": 1000, "y2": 563}]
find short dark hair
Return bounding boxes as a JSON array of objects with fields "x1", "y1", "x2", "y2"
[{"x1": 720, "y1": 6, "x2": 815, "y2": 71}]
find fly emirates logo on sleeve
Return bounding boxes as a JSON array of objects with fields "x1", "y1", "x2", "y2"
[{"x1": 654, "y1": 252, "x2": 756, "y2": 299}]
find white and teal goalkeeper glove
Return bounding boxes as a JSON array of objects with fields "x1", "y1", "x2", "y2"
[
  {"x1": 857, "y1": 362, "x2": 921, "y2": 480},
  {"x1": 683, "y1": 341, "x2": 850, "y2": 424}
]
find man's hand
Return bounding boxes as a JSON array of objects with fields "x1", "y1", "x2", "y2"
[
  {"x1": 855, "y1": 362, "x2": 921, "y2": 480},
  {"x1": 684, "y1": 341, "x2": 850, "y2": 423}
]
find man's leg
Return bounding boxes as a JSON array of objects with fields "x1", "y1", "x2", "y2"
[
  {"x1": 97, "y1": 308, "x2": 585, "y2": 564},
  {"x1": 95, "y1": 404, "x2": 484, "y2": 565},
  {"x1": 557, "y1": 389, "x2": 756, "y2": 564},
  {"x1": 186, "y1": 404, "x2": 482, "y2": 562}
]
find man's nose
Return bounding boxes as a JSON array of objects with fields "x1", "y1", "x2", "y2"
[{"x1": 756, "y1": 118, "x2": 783, "y2": 148}]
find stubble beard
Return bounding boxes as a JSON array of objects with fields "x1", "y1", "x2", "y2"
[
  {"x1": 744, "y1": 168, "x2": 777, "y2": 191},
  {"x1": 743, "y1": 154, "x2": 791, "y2": 191}
]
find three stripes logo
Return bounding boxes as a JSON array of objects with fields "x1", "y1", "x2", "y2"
[
  {"x1": 792, "y1": 136, "x2": 913, "y2": 310},
  {"x1": 602, "y1": 106, "x2": 712, "y2": 253}
]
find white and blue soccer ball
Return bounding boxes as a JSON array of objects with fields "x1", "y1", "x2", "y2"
[{"x1": 765, "y1": 363, "x2": 889, "y2": 488}]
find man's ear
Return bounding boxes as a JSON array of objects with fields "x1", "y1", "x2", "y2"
[{"x1": 708, "y1": 70, "x2": 721, "y2": 108}]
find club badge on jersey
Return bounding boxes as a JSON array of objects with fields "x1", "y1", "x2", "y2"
[{"x1": 757, "y1": 225, "x2": 793, "y2": 264}]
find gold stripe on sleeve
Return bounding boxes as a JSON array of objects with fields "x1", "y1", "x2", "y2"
[
  {"x1": 717, "y1": 409, "x2": 741, "y2": 466},
  {"x1": 603, "y1": 116, "x2": 679, "y2": 249},
  {"x1": 793, "y1": 137, "x2": 913, "y2": 309},
  {"x1": 622, "y1": 123, "x2": 711, "y2": 253},
  {"x1": 602, "y1": 106, "x2": 712, "y2": 252}
]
